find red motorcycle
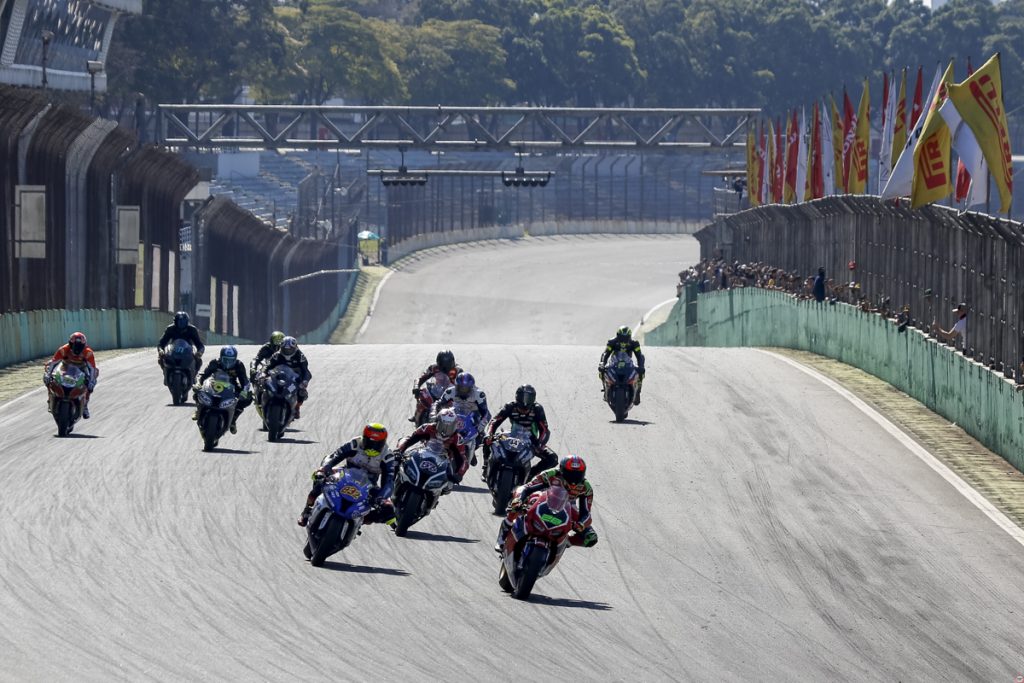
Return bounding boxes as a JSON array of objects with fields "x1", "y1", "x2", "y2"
[
  {"x1": 412, "y1": 371, "x2": 453, "y2": 426},
  {"x1": 498, "y1": 485, "x2": 580, "y2": 601},
  {"x1": 45, "y1": 362, "x2": 89, "y2": 437}
]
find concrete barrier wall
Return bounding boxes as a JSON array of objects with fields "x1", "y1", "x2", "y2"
[{"x1": 647, "y1": 287, "x2": 1024, "y2": 473}]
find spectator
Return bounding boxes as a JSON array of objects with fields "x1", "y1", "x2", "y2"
[
  {"x1": 812, "y1": 268, "x2": 826, "y2": 302},
  {"x1": 933, "y1": 303, "x2": 968, "y2": 349}
]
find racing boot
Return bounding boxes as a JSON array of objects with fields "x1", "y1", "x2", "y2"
[
  {"x1": 294, "y1": 403, "x2": 302, "y2": 420},
  {"x1": 494, "y1": 519, "x2": 512, "y2": 553},
  {"x1": 82, "y1": 401, "x2": 91, "y2": 419}
]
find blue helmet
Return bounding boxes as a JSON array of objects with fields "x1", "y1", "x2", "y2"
[
  {"x1": 219, "y1": 346, "x2": 238, "y2": 369},
  {"x1": 455, "y1": 371, "x2": 475, "y2": 398}
]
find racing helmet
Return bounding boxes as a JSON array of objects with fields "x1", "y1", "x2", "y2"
[
  {"x1": 174, "y1": 311, "x2": 190, "y2": 329},
  {"x1": 219, "y1": 346, "x2": 238, "y2": 369},
  {"x1": 455, "y1": 372, "x2": 475, "y2": 399},
  {"x1": 558, "y1": 455, "x2": 587, "y2": 496},
  {"x1": 269, "y1": 330, "x2": 285, "y2": 347},
  {"x1": 68, "y1": 332, "x2": 87, "y2": 355},
  {"x1": 280, "y1": 336, "x2": 298, "y2": 358},
  {"x1": 515, "y1": 384, "x2": 536, "y2": 408},
  {"x1": 436, "y1": 349, "x2": 456, "y2": 373},
  {"x1": 435, "y1": 408, "x2": 459, "y2": 438},
  {"x1": 362, "y1": 423, "x2": 388, "y2": 457},
  {"x1": 615, "y1": 325, "x2": 632, "y2": 340}
]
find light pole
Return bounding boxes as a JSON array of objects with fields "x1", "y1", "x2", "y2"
[
  {"x1": 40, "y1": 30, "x2": 53, "y2": 91},
  {"x1": 86, "y1": 60, "x2": 104, "y2": 116}
]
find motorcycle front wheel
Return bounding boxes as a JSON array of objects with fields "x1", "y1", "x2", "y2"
[
  {"x1": 492, "y1": 468, "x2": 514, "y2": 515},
  {"x1": 512, "y1": 546, "x2": 549, "y2": 601},
  {"x1": 56, "y1": 401, "x2": 73, "y2": 437},
  {"x1": 394, "y1": 489, "x2": 423, "y2": 537},
  {"x1": 310, "y1": 515, "x2": 345, "y2": 567}
]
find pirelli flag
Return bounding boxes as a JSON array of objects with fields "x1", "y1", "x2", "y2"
[
  {"x1": 911, "y1": 62, "x2": 954, "y2": 209},
  {"x1": 946, "y1": 53, "x2": 1014, "y2": 213}
]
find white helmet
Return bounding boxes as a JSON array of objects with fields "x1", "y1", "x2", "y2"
[{"x1": 435, "y1": 408, "x2": 458, "y2": 438}]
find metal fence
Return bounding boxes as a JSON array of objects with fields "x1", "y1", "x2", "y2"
[
  {"x1": 696, "y1": 196, "x2": 1024, "y2": 374},
  {"x1": 190, "y1": 196, "x2": 357, "y2": 341},
  {"x1": 0, "y1": 84, "x2": 197, "y2": 314}
]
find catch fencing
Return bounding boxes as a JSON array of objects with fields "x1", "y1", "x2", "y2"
[
  {"x1": 695, "y1": 196, "x2": 1024, "y2": 374},
  {"x1": 0, "y1": 85, "x2": 197, "y2": 315}
]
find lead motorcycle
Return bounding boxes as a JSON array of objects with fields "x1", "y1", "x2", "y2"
[
  {"x1": 600, "y1": 350, "x2": 638, "y2": 422},
  {"x1": 195, "y1": 372, "x2": 238, "y2": 451},
  {"x1": 485, "y1": 424, "x2": 535, "y2": 515},
  {"x1": 161, "y1": 339, "x2": 197, "y2": 405},
  {"x1": 258, "y1": 365, "x2": 299, "y2": 441},
  {"x1": 498, "y1": 485, "x2": 576, "y2": 601},
  {"x1": 303, "y1": 467, "x2": 374, "y2": 567},
  {"x1": 392, "y1": 439, "x2": 451, "y2": 536},
  {"x1": 45, "y1": 362, "x2": 88, "y2": 437}
]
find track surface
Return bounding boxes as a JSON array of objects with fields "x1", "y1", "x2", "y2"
[{"x1": 2, "y1": 235, "x2": 1024, "y2": 681}]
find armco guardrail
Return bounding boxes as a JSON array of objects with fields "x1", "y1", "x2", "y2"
[
  {"x1": 647, "y1": 287, "x2": 1024, "y2": 473},
  {"x1": 0, "y1": 309, "x2": 169, "y2": 367}
]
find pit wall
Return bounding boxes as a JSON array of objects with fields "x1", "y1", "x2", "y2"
[{"x1": 647, "y1": 287, "x2": 1024, "y2": 473}]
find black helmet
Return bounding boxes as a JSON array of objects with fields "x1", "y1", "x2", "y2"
[
  {"x1": 515, "y1": 384, "x2": 536, "y2": 408},
  {"x1": 616, "y1": 325, "x2": 632, "y2": 340},
  {"x1": 174, "y1": 311, "x2": 189, "y2": 329},
  {"x1": 436, "y1": 349, "x2": 455, "y2": 373}
]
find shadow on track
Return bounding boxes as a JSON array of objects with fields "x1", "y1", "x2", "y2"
[
  {"x1": 275, "y1": 437, "x2": 317, "y2": 445},
  {"x1": 59, "y1": 433, "x2": 102, "y2": 439},
  {"x1": 528, "y1": 594, "x2": 612, "y2": 611},
  {"x1": 210, "y1": 448, "x2": 258, "y2": 455},
  {"x1": 455, "y1": 484, "x2": 489, "y2": 494},
  {"x1": 609, "y1": 419, "x2": 654, "y2": 426},
  {"x1": 404, "y1": 529, "x2": 479, "y2": 544},
  {"x1": 320, "y1": 561, "x2": 410, "y2": 576}
]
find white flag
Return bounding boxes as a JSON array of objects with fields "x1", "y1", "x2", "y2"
[
  {"x1": 795, "y1": 107, "x2": 808, "y2": 201},
  {"x1": 881, "y1": 64, "x2": 944, "y2": 200},
  {"x1": 821, "y1": 99, "x2": 835, "y2": 195},
  {"x1": 878, "y1": 72, "x2": 897, "y2": 193},
  {"x1": 939, "y1": 98, "x2": 988, "y2": 208}
]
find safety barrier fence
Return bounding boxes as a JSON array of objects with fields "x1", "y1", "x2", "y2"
[
  {"x1": 695, "y1": 196, "x2": 1024, "y2": 376},
  {"x1": 647, "y1": 287, "x2": 1024, "y2": 474}
]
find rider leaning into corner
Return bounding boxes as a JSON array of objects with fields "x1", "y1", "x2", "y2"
[
  {"x1": 496, "y1": 455, "x2": 598, "y2": 552},
  {"x1": 157, "y1": 311, "x2": 205, "y2": 380},
  {"x1": 298, "y1": 423, "x2": 395, "y2": 528},
  {"x1": 410, "y1": 349, "x2": 462, "y2": 421},
  {"x1": 482, "y1": 384, "x2": 558, "y2": 480},
  {"x1": 193, "y1": 346, "x2": 252, "y2": 434},
  {"x1": 599, "y1": 325, "x2": 646, "y2": 405},
  {"x1": 264, "y1": 336, "x2": 311, "y2": 419},
  {"x1": 396, "y1": 408, "x2": 467, "y2": 488},
  {"x1": 432, "y1": 371, "x2": 491, "y2": 460},
  {"x1": 45, "y1": 332, "x2": 98, "y2": 418}
]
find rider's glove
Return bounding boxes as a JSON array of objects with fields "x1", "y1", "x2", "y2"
[
  {"x1": 572, "y1": 522, "x2": 586, "y2": 534},
  {"x1": 192, "y1": 384, "x2": 201, "y2": 393},
  {"x1": 311, "y1": 467, "x2": 328, "y2": 481},
  {"x1": 412, "y1": 387, "x2": 420, "y2": 397}
]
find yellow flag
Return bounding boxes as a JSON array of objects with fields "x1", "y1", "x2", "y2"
[
  {"x1": 848, "y1": 81, "x2": 871, "y2": 193},
  {"x1": 746, "y1": 127, "x2": 760, "y2": 208},
  {"x1": 946, "y1": 54, "x2": 1014, "y2": 213},
  {"x1": 829, "y1": 95, "x2": 843, "y2": 192},
  {"x1": 892, "y1": 69, "x2": 907, "y2": 163},
  {"x1": 911, "y1": 61, "x2": 954, "y2": 208}
]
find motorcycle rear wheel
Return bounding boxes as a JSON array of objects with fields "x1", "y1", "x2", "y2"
[{"x1": 394, "y1": 489, "x2": 423, "y2": 537}]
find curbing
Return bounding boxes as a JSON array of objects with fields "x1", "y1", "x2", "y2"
[{"x1": 647, "y1": 287, "x2": 1024, "y2": 474}]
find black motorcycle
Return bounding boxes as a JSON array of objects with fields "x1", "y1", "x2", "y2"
[
  {"x1": 259, "y1": 365, "x2": 299, "y2": 441},
  {"x1": 485, "y1": 426, "x2": 535, "y2": 515},
  {"x1": 162, "y1": 339, "x2": 197, "y2": 405},
  {"x1": 392, "y1": 439, "x2": 451, "y2": 536},
  {"x1": 195, "y1": 373, "x2": 239, "y2": 451},
  {"x1": 601, "y1": 351, "x2": 638, "y2": 422}
]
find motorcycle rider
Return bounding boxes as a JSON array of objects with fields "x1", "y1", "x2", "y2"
[
  {"x1": 263, "y1": 336, "x2": 311, "y2": 419},
  {"x1": 157, "y1": 311, "x2": 205, "y2": 382},
  {"x1": 395, "y1": 408, "x2": 467, "y2": 488},
  {"x1": 45, "y1": 332, "x2": 98, "y2": 419},
  {"x1": 192, "y1": 346, "x2": 252, "y2": 434},
  {"x1": 297, "y1": 423, "x2": 395, "y2": 528},
  {"x1": 432, "y1": 371, "x2": 491, "y2": 462},
  {"x1": 482, "y1": 384, "x2": 557, "y2": 480},
  {"x1": 599, "y1": 325, "x2": 646, "y2": 405},
  {"x1": 495, "y1": 455, "x2": 598, "y2": 552},
  {"x1": 411, "y1": 349, "x2": 461, "y2": 422},
  {"x1": 251, "y1": 330, "x2": 285, "y2": 376}
]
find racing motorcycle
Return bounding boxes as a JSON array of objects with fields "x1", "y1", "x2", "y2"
[
  {"x1": 455, "y1": 408, "x2": 481, "y2": 465},
  {"x1": 161, "y1": 339, "x2": 196, "y2": 405},
  {"x1": 258, "y1": 365, "x2": 299, "y2": 441},
  {"x1": 195, "y1": 372, "x2": 238, "y2": 451},
  {"x1": 303, "y1": 467, "x2": 373, "y2": 567},
  {"x1": 45, "y1": 362, "x2": 88, "y2": 437},
  {"x1": 413, "y1": 372, "x2": 452, "y2": 426},
  {"x1": 392, "y1": 439, "x2": 451, "y2": 536},
  {"x1": 498, "y1": 485, "x2": 575, "y2": 601},
  {"x1": 485, "y1": 424, "x2": 535, "y2": 515},
  {"x1": 601, "y1": 350, "x2": 638, "y2": 422}
]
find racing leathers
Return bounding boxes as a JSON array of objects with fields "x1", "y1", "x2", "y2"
[
  {"x1": 484, "y1": 401, "x2": 557, "y2": 479},
  {"x1": 250, "y1": 342, "x2": 279, "y2": 375},
  {"x1": 300, "y1": 439, "x2": 397, "y2": 527},
  {"x1": 45, "y1": 344, "x2": 98, "y2": 416},
  {"x1": 264, "y1": 349, "x2": 311, "y2": 416},
  {"x1": 599, "y1": 336, "x2": 646, "y2": 404},
  {"x1": 194, "y1": 359, "x2": 252, "y2": 426},
  {"x1": 432, "y1": 385, "x2": 491, "y2": 453},
  {"x1": 411, "y1": 363, "x2": 461, "y2": 423},
  {"x1": 157, "y1": 324, "x2": 205, "y2": 379},
  {"x1": 497, "y1": 469, "x2": 598, "y2": 550},
  {"x1": 396, "y1": 423, "x2": 468, "y2": 486}
]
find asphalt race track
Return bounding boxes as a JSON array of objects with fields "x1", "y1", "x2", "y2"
[{"x1": 2, "y1": 235, "x2": 1023, "y2": 681}]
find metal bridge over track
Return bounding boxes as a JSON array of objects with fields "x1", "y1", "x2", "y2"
[{"x1": 157, "y1": 105, "x2": 759, "y2": 152}]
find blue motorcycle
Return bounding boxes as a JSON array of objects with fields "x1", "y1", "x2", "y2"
[{"x1": 303, "y1": 467, "x2": 374, "y2": 567}]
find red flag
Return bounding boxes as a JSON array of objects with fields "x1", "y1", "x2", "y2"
[
  {"x1": 809, "y1": 101, "x2": 824, "y2": 199},
  {"x1": 842, "y1": 89, "x2": 856, "y2": 191},
  {"x1": 954, "y1": 57, "x2": 974, "y2": 203},
  {"x1": 757, "y1": 122, "x2": 767, "y2": 205},
  {"x1": 773, "y1": 117, "x2": 784, "y2": 202},
  {"x1": 910, "y1": 66, "x2": 924, "y2": 129},
  {"x1": 784, "y1": 109, "x2": 799, "y2": 202}
]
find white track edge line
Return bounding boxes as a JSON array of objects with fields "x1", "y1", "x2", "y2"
[
  {"x1": 636, "y1": 297, "x2": 678, "y2": 335},
  {"x1": 761, "y1": 349, "x2": 1024, "y2": 549},
  {"x1": 356, "y1": 269, "x2": 395, "y2": 340}
]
